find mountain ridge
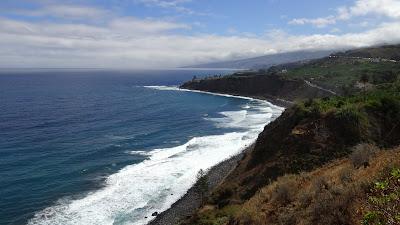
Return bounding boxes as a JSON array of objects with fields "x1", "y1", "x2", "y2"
[{"x1": 184, "y1": 50, "x2": 333, "y2": 69}]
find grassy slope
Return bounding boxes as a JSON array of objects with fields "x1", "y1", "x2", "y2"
[
  {"x1": 180, "y1": 45, "x2": 400, "y2": 225},
  {"x1": 262, "y1": 44, "x2": 400, "y2": 91},
  {"x1": 188, "y1": 148, "x2": 400, "y2": 225},
  {"x1": 284, "y1": 58, "x2": 400, "y2": 88},
  {"x1": 184, "y1": 45, "x2": 400, "y2": 103},
  {"x1": 333, "y1": 44, "x2": 400, "y2": 60},
  {"x1": 182, "y1": 82, "x2": 400, "y2": 225}
]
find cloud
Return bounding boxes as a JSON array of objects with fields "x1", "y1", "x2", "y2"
[
  {"x1": 346, "y1": 0, "x2": 400, "y2": 19},
  {"x1": 289, "y1": 0, "x2": 400, "y2": 27},
  {"x1": 16, "y1": 3, "x2": 111, "y2": 20},
  {"x1": 2, "y1": 15, "x2": 400, "y2": 69},
  {"x1": 1, "y1": 1, "x2": 400, "y2": 69},
  {"x1": 289, "y1": 16, "x2": 336, "y2": 28},
  {"x1": 109, "y1": 17, "x2": 191, "y2": 34},
  {"x1": 135, "y1": 0, "x2": 197, "y2": 14},
  {"x1": 330, "y1": 28, "x2": 341, "y2": 33},
  {"x1": 137, "y1": 0, "x2": 192, "y2": 8}
]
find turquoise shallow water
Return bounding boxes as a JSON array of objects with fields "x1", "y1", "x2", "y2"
[{"x1": 0, "y1": 69, "x2": 282, "y2": 225}]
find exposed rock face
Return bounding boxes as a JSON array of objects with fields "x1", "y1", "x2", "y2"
[{"x1": 180, "y1": 74, "x2": 333, "y2": 105}]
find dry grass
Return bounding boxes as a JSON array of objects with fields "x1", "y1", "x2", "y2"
[
  {"x1": 234, "y1": 147, "x2": 400, "y2": 225},
  {"x1": 182, "y1": 146, "x2": 400, "y2": 225}
]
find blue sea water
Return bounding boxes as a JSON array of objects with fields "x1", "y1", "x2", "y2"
[{"x1": 0, "y1": 69, "x2": 283, "y2": 225}]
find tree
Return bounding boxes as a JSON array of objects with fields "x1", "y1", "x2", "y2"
[
  {"x1": 360, "y1": 74, "x2": 369, "y2": 84},
  {"x1": 360, "y1": 74, "x2": 369, "y2": 101},
  {"x1": 196, "y1": 169, "x2": 209, "y2": 203},
  {"x1": 192, "y1": 75, "x2": 197, "y2": 81}
]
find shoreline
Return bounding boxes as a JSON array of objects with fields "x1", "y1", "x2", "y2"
[
  {"x1": 148, "y1": 144, "x2": 254, "y2": 225},
  {"x1": 144, "y1": 86, "x2": 286, "y2": 225},
  {"x1": 178, "y1": 87, "x2": 292, "y2": 108},
  {"x1": 145, "y1": 86, "x2": 290, "y2": 108}
]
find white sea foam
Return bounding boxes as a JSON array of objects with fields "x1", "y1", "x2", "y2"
[
  {"x1": 242, "y1": 104, "x2": 251, "y2": 109},
  {"x1": 28, "y1": 86, "x2": 284, "y2": 225},
  {"x1": 127, "y1": 151, "x2": 151, "y2": 156},
  {"x1": 144, "y1": 86, "x2": 263, "y2": 102}
]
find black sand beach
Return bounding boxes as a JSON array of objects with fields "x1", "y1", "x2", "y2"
[{"x1": 148, "y1": 145, "x2": 254, "y2": 225}]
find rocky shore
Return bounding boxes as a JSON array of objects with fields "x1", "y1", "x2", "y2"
[
  {"x1": 147, "y1": 86, "x2": 290, "y2": 225},
  {"x1": 148, "y1": 145, "x2": 254, "y2": 225}
]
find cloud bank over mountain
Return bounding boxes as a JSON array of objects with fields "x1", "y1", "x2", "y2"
[{"x1": 1, "y1": 0, "x2": 400, "y2": 69}]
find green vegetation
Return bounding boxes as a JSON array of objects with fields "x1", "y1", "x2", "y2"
[
  {"x1": 284, "y1": 58, "x2": 400, "y2": 88},
  {"x1": 182, "y1": 81, "x2": 400, "y2": 225},
  {"x1": 297, "y1": 84, "x2": 397, "y2": 115},
  {"x1": 284, "y1": 44, "x2": 400, "y2": 88},
  {"x1": 185, "y1": 205, "x2": 240, "y2": 225},
  {"x1": 181, "y1": 45, "x2": 400, "y2": 225},
  {"x1": 334, "y1": 44, "x2": 400, "y2": 61},
  {"x1": 196, "y1": 169, "x2": 210, "y2": 203},
  {"x1": 295, "y1": 82, "x2": 400, "y2": 147},
  {"x1": 363, "y1": 166, "x2": 400, "y2": 225}
]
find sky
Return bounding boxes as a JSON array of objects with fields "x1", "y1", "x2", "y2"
[{"x1": 1, "y1": 0, "x2": 400, "y2": 68}]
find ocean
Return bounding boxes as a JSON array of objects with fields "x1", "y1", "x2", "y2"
[{"x1": 0, "y1": 69, "x2": 283, "y2": 225}]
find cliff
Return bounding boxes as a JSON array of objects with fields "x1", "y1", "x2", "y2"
[
  {"x1": 180, "y1": 74, "x2": 335, "y2": 107},
  {"x1": 180, "y1": 81, "x2": 400, "y2": 225},
  {"x1": 176, "y1": 45, "x2": 400, "y2": 225}
]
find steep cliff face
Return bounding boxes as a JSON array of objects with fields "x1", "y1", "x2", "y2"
[
  {"x1": 178, "y1": 46, "x2": 400, "y2": 225},
  {"x1": 209, "y1": 107, "x2": 361, "y2": 204},
  {"x1": 209, "y1": 87, "x2": 400, "y2": 206},
  {"x1": 180, "y1": 75, "x2": 333, "y2": 106}
]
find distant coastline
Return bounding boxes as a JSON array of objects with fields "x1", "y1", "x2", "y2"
[{"x1": 147, "y1": 87, "x2": 284, "y2": 225}]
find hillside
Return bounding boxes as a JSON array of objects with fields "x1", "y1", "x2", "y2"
[
  {"x1": 332, "y1": 44, "x2": 400, "y2": 61},
  {"x1": 185, "y1": 147, "x2": 400, "y2": 225},
  {"x1": 177, "y1": 44, "x2": 400, "y2": 225},
  {"x1": 185, "y1": 45, "x2": 400, "y2": 70},
  {"x1": 281, "y1": 55, "x2": 400, "y2": 92},
  {"x1": 182, "y1": 81, "x2": 400, "y2": 225},
  {"x1": 185, "y1": 50, "x2": 332, "y2": 69},
  {"x1": 182, "y1": 45, "x2": 400, "y2": 98},
  {"x1": 181, "y1": 74, "x2": 334, "y2": 106},
  {"x1": 177, "y1": 45, "x2": 400, "y2": 225}
]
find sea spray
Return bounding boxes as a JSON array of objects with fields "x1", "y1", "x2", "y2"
[{"x1": 28, "y1": 86, "x2": 283, "y2": 225}]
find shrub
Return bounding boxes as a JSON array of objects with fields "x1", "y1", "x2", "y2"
[
  {"x1": 271, "y1": 176, "x2": 296, "y2": 205},
  {"x1": 339, "y1": 166, "x2": 354, "y2": 184},
  {"x1": 210, "y1": 186, "x2": 233, "y2": 206},
  {"x1": 307, "y1": 181, "x2": 359, "y2": 225},
  {"x1": 350, "y1": 143, "x2": 379, "y2": 168},
  {"x1": 277, "y1": 213, "x2": 297, "y2": 225},
  {"x1": 364, "y1": 166, "x2": 400, "y2": 225},
  {"x1": 372, "y1": 71, "x2": 398, "y2": 84},
  {"x1": 271, "y1": 182, "x2": 291, "y2": 205},
  {"x1": 196, "y1": 169, "x2": 209, "y2": 203},
  {"x1": 334, "y1": 106, "x2": 369, "y2": 142},
  {"x1": 298, "y1": 189, "x2": 312, "y2": 207},
  {"x1": 311, "y1": 176, "x2": 329, "y2": 192},
  {"x1": 335, "y1": 106, "x2": 363, "y2": 126}
]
